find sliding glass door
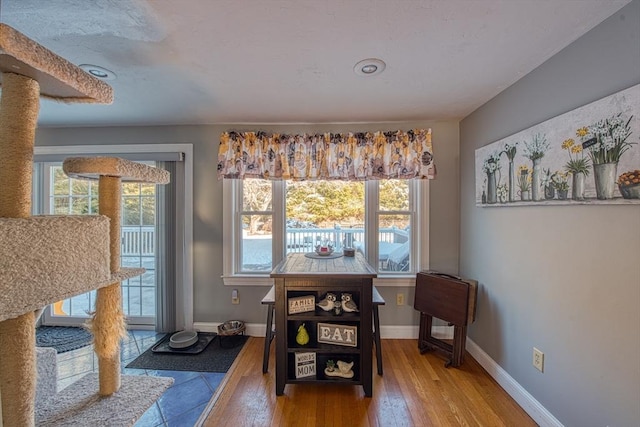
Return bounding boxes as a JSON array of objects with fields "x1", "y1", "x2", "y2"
[{"x1": 38, "y1": 163, "x2": 158, "y2": 327}]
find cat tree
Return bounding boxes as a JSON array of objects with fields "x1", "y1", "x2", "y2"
[{"x1": 0, "y1": 23, "x2": 170, "y2": 426}]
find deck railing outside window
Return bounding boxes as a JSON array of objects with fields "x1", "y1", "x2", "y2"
[
  {"x1": 122, "y1": 226, "x2": 155, "y2": 256},
  {"x1": 284, "y1": 226, "x2": 407, "y2": 252}
]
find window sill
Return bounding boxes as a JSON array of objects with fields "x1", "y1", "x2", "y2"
[
  {"x1": 373, "y1": 276, "x2": 416, "y2": 287},
  {"x1": 222, "y1": 276, "x2": 274, "y2": 287},
  {"x1": 222, "y1": 275, "x2": 416, "y2": 287}
]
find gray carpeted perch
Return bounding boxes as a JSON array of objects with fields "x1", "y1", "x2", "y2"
[{"x1": 35, "y1": 374, "x2": 174, "y2": 427}]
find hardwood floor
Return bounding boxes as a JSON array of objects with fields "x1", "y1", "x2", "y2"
[{"x1": 199, "y1": 337, "x2": 537, "y2": 427}]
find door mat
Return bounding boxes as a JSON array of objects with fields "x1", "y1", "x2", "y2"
[
  {"x1": 36, "y1": 326, "x2": 93, "y2": 353},
  {"x1": 126, "y1": 333, "x2": 248, "y2": 373}
]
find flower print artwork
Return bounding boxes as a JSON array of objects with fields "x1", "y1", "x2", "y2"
[{"x1": 475, "y1": 84, "x2": 639, "y2": 206}]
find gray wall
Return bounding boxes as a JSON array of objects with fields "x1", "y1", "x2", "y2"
[
  {"x1": 459, "y1": 2, "x2": 640, "y2": 426},
  {"x1": 35, "y1": 120, "x2": 460, "y2": 329}
]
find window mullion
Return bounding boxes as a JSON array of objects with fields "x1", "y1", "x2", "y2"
[
  {"x1": 42, "y1": 163, "x2": 53, "y2": 215},
  {"x1": 365, "y1": 180, "x2": 378, "y2": 268},
  {"x1": 239, "y1": 210, "x2": 272, "y2": 216},
  {"x1": 234, "y1": 180, "x2": 244, "y2": 274},
  {"x1": 416, "y1": 179, "x2": 429, "y2": 272},
  {"x1": 272, "y1": 181, "x2": 285, "y2": 267}
]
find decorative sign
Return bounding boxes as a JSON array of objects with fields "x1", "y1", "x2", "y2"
[
  {"x1": 317, "y1": 322, "x2": 357, "y2": 347},
  {"x1": 288, "y1": 295, "x2": 315, "y2": 314},
  {"x1": 295, "y1": 352, "x2": 316, "y2": 378}
]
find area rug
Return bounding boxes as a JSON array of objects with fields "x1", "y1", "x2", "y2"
[
  {"x1": 35, "y1": 326, "x2": 93, "y2": 353},
  {"x1": 126, "y1": 333, "x2": 248, "y2": 373},
  {"x1": 35, "y1": 373, "x2": 173, "y2": 427}
]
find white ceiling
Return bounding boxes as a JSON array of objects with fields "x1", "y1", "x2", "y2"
[{"x1": 0, "y1": 0, "x2": 632, "y2": 127}]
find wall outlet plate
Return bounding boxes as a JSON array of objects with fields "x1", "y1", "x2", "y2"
[
  {"x1": 533, "y1": 347, "x2": 544, "y2": 372},
  {"x1": 396, "y1": 293, "x2": 405, "y2": 306},
  {"x1": 232, "y1": 289, "x2": 239, "y2": 304}
]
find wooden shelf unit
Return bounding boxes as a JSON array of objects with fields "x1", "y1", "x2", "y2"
[{"x1": 271, "y1": 253, "x2": 377, "y2": 396}]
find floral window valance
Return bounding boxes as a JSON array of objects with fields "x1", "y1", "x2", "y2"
[{"x1": 217, "y1": 128, "x2": 435, "y2": 181}]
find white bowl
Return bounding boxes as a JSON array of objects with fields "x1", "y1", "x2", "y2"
[{"x1": 169, "y1": 331, "x2": 198, "y2": 349}]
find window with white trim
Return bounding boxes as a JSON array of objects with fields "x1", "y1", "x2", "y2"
[{"x1": 222, "y1": 178, "x2": 428, "y2": 286}]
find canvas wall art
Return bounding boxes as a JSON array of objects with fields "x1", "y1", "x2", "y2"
[{"x1": 475, "y1": 84, "x2": 639, "y2": 206}]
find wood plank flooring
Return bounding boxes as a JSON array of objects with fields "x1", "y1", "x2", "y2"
[{"x1": 199, "y1": 337, "x2": 537, "y2": 427}]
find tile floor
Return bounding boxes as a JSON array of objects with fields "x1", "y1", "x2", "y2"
[{"x1": 56, "y1": 330, "x2": 224, "y2": 426}]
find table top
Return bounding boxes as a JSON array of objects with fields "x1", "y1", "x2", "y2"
[
  {"x1": 270, "y1": 252, "x2": 377, "y2": 278},
  {"x1": 261, "y1": 284, "x2": 385, "y2": 305}
]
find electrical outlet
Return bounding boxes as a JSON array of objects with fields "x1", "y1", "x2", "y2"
[
  {"x1": 231, "y1": 289, "x2": 239, "y2": 305},
  {"x1": 396, "y1": 293, "x2": 405, "y2": 306},
  {"x1": 533, "y1": 347, "x2": 544, "y2": 372}
]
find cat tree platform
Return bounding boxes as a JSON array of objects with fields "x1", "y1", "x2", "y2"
[
  {"x1": 63, "y1": 156, "x2": 170, "y2": 184},
  {"x1": 0, "y1": 215, "x2": 146, "y2": 323},
  {"x1": 0, "y1": 23, "x2": 113, "y2": 103}
]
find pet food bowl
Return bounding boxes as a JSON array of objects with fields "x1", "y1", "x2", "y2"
[
  {"x1": 217, "y1": 320, "x2": 246, "y2": 336},
  {"x1": 169, "y1": 330, "x2": 198, "y2": 349}
]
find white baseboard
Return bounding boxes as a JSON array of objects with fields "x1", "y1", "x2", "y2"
[
  {"x1": 378, "y1": 325, "x2": 452, "y2": 339},
  {"x1": 193, "y1": 323, "x2": 451, "y2": 340},
  {"x1": 379, "y1": 325, "x2": 419, "y2": 339},
  {"x1": 465, "y1": 338, "x2": 563, "y2": 427},
  {"x1": 194, "y1": 322, "x2": 559, "y2": 426}
]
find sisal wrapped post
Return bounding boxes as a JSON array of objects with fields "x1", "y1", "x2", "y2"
[
  {"x1": 0, "y1": 73, "x2": 40, "y2": 427},
  {"x1": 90, "y1": 175, "x2": 126, "y2": 396},
  {"x1": 0, "y1": 73, "x2": 39, "y2": 217}
]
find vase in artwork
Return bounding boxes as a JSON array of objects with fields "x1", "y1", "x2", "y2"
[
  {"x1": 519, "y1": 190, "x2": 530, "y2": 201},
  {"x1": 498, "y1": 189, "x2": 508, "y2": 203},
  {"x1": 531, "y1": 158, "x2": 543, "y2": 201},
  {"x1": 557, "y1": 189, "x2": 569, "y2": 200},
  {"x1": 572, "y1": 172, "x2": 586, "y2": 200},
  {"x1": 544, "y1": 185, "x2": 555, "y2": 200},
  {"x1": 508, "y1": 161, "x2": 515, "y2": 202},
  {"x1": 593, "y1": 162, "x2": 618, "y2": 200},
  {"x1": 486, "y1": 171, "x2": 497, "y2": 204}
]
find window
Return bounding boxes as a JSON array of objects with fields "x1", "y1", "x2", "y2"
[
  {"x1": 376, "y1": 180, "x2": 413, "y2": 273},
  {"x1": 38, "y1": 163, "x2": 159, "y2": 325},
  {"x1": 32, "y1": 143, "x2": 194, "y2": 332},
  {"x1": 223, "y1": 178, "x2": 428, "y2": 287},
  {"x1": 238, "y1": 179, "x2": 274, "y2": 272}
]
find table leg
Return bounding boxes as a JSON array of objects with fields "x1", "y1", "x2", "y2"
[
  {"x1": 263, "y1": 304, "x2": 274, "y2": 374},
  {"x1": 418, "y1": 313, "x2": 433, "y2": 353},
  {"x1": 373, "y1": 305, "x2": 383, "y2": 375},
  {"x1": 451, "y1": 325, "x2": 466, "y2": 367}
]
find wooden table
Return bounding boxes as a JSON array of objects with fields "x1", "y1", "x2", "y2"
[
  {"x1": 261, "y1": 284, "x2": 386, "y2": 376},
  {"x1": 271, "y1": 253, "x2": 377, "y2": 396},
  {"x1": 414, "y1": 271, "x2": 478, "y2": 367}
]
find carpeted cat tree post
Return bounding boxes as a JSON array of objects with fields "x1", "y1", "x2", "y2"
[
  {"x1": 0, "y1": 22, "x2": 173, "y2": 426},
  {"x1": 63, "y1": 158, "x2": 169, "y2": 396},
  {"x1": 0, "y1": 71, "x2": 41, "y2": 427},
  {"x1": 95, "y1": 175, "x2": 126, "y2": 395},
  {"x1": 0, "y1": 23, "x2": 112, "y2": 426}
]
